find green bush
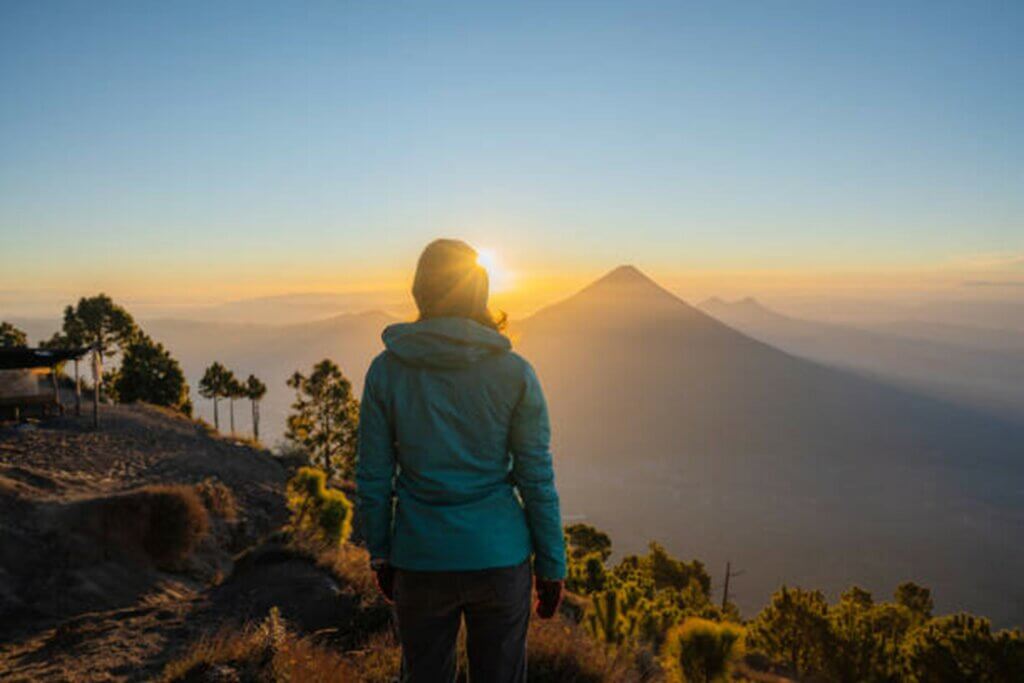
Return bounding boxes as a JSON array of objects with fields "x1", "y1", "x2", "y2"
[
  {"x1": 286, "y1": 467, "x2": 353, "y2": 547},
  {"x1": 528, "y1": 617, "x2": 649, "y2": 682},
  {"x1": 746, "y1": 586, "x2": 833, "y2": 679},
  {"x1": 566, "y1": 523, "x2": 613, "y2": 562},
  {"x1": 568, "y1": 552, "x2": 609, "y2": 594},
  {"x1": 662, "y1": 617, "x2": 745, "y2": 683},
  {"x1": 901, "y1": 613, "x2": 1024, "y2": 682}
]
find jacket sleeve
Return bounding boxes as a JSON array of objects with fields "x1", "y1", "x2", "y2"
[
  {"x1": 355, "y1": 357, "x2": 396, "y2": 563},
  {"x1": 509, "y1": 362, "x2": 567, "y2": 580}
]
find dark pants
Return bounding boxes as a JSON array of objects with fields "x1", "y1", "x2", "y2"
[{"x1": 393, "y1": 560, "x2": 531, "y2": 683}]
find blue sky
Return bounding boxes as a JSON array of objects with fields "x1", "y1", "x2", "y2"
[{"x1": 1, "y1": 1, "x2": 1022, "y2": 311}]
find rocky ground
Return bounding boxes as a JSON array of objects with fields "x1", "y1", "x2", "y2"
[{"x1": 0, "y1": 403, "x2": 301, "y2": 681}]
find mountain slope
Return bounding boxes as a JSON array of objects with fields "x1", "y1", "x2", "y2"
[
  {"x1": 517, "y1": 267, "x2": 1024, "y2": 625},
  {"x1": 699, "y1": 297, "x2": 1024, "y2": 421}
]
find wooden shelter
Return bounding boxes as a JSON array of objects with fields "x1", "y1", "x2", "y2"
[{"x1": 0, "y1": 347, "x2": 90, "y2": 420}]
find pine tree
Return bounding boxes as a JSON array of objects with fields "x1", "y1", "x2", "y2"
[
  {"x1": 112, "y1": 334, "x2": 191, "y2": 414},
  {"x1": 285, "y1": 359, "x2": 359, "y2": 479},
  {"x1": 245, "y1": 374, "x2": 267, "y2": 442},
  {"x1": 748, "y1": 586, "x2": 833, "y2": 679},
  {"x1": 0, "y1": 321, "x2": 28, "y2": 347},
  {"x1": 198, "y1": 362, "x2": 230, "y2": 431},
  {"x1": 223, "y1": 370, "x2": 243, "y2": 436},
  {"x1": 901, "y1": 613, "x2": 1024, "y2": 682},
  {"x1": 60, "y1": 294, "x2": 136, "y2": 365}
]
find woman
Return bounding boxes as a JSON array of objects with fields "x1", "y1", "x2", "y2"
[{"x1": 356, "y1": 239, "x2": 566, "y2": 682}]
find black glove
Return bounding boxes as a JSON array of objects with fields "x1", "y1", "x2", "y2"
[
  {"x1": 535, "y1": 577, "x2": 563, "y2": 619},
  {"x1": 373, "y1": 562, "x2": 395, "y2": 602}
]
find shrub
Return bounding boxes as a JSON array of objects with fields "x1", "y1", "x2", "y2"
[
  {"x1": 143, "y1": 485, "x2": 209, "y2": 566},
  {"x1": 747, "y1": 586, "x2": 833, "y2": 679},
  {"x1": 662, "y1": 617, "x2": 745, "y2": 683},
  {"x1": 901, "y1": 613, "x2": 1024, "y2": 682},
  {"x1": 828, "y1": 587, "x2": 913, "y2": 681},
  {"x1": 527, "y1": 617, "x2": 650, "y2": 682},
  {"x1": 195, "y1": 477, "x2": 238, "y2": 521},
  {"x1": 568, "y1": 553, "x2": 609, "y2": 595},
  {"x1": 286, "y1": 467, "x2": 353, "y2": 548},
  {"x1": 894, "y1": 581, "x2": 934, "y2": 621},
  {"x1": 84, "y1": 484, "x2": 209, "y2": 569},
  {"x1": 566, "y1": 523, "x2": 613, "y2": 562}
]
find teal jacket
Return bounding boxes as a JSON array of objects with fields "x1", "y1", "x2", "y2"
[{"x1": 355, "y1": 317, "x2": 567, "y2": 579}]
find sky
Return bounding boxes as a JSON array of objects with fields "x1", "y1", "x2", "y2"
[{"x1": 2, "y1": 1, "x2": 1023, "y2": 318}]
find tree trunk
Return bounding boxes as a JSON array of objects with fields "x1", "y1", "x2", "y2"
[
  {"x1": 229, "y1": 398, "x2": 235, "y2": 436},
  {"x1": 213, "y1": 398, "x2": 220, "y2": 431},
  {"x1": 51, "y1": 367, "x2": 61, "y2": 414},
  {"x1": 321, "y1": 406, "x2": 331, "y2": 478},
  {"x1": 252, "y1": 400, "x2": 260, "y2": 442},
  {"x1": 91, "y1": 347, "x2": 101, "y2": 429},
  {"x1": 74, "y1": 359, "x2": 81, "y2": 417}
]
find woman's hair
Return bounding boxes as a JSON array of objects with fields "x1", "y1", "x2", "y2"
[{"x1": 412, "y1": 239, "x2": 507, "y2": 332}]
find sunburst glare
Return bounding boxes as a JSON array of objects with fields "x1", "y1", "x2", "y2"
[{"x1": 475, "y1": 247, "x2": 513, "y2": 293}]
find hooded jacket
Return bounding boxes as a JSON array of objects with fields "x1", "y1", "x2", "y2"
[{"x1": 355, "y1": 317, "x2": 567, "y2": 579}]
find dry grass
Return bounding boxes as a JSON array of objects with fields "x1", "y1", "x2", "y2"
[
  {"x1": 527, "y1": 617, "x2": 656, "y2": 682},
  {"x1": 315, "y1": 543, "x2": 378, "y2": 597},
  {"x1": 80, "y1": 484, "x2": 210, "y2": 569},
  {"x1": 137, "y1": 484, "x2": 210, "y2": 567},
  {"x1": 193, "y1": 417, "x2": 217, "y2": 435},
  {"x1": 163, "y1": 605, "x2": 651, "y2": 683},
  {"x1": 195, "y1": 477, "x2": 238, "y2": 521},
  {"x1": 306, "y1": 541, "x2": 396, "y2": 645},
  {"x1": 145, "y1": 403, "x2": 197, "y2": 423},
  {"x1": 161, "y1": 608, "x2": 400, "y2": 682},
  {"x1": 303, "y1": 541, "x2": 655, "y2": 681},
  {"x1": 163, "y1": 543, "x2": 656, "y2": 683}
]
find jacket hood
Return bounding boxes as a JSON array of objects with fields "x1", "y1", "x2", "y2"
[{"x1": 382, "y1": 317, "x2": 511, "y2": 369}]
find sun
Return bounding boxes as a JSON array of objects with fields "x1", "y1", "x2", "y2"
[{"x1": 475, "y1": 247, "x2": 513, "y2": 293}]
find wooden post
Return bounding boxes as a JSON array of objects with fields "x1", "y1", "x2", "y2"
[
  {"x1": 74, "y1": 358, "x2": 81, "y2": 417},
  {"x1": 51, "y1": 366, "x2": 62, "y2": 415}
]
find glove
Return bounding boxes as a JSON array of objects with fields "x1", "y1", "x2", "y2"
[
  {"x1": 373, "y1": 562, "x2": 395, "y2": 602},
  {"x1": 535, "y1": 577, "x2": 563, "y2": 619}
]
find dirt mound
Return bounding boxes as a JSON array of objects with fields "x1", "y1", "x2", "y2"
[
  {"x1": 207, "y1": 540, "x2": 358, "y2": 635},
  {"x1": 0, "y1": 481, "x2": 247, "y2": 641},
  {"x1": 0, "y1": 404, "x2": 290, "y2": 680}
]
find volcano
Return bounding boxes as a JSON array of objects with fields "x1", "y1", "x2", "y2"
[{"x1": 516, "y1": 266, "x2": 1024, "y2": 625}]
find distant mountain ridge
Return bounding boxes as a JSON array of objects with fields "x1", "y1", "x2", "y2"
[
  {"x1": 700, "y1": 296, "x2": 795, "y2": 325},
  {"x1": 698, "y1": 296, "x2": 1024, "y2": 421},
  {"x1": 163, "y1": 292, "x2": 407, "y2": 325}
]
